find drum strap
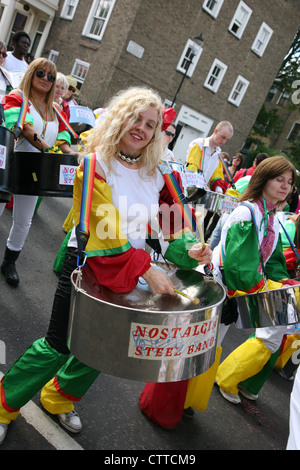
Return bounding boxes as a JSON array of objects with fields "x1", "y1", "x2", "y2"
[
  {"x1": 240, "y1": 203, "x2": 268, "y2": 282},
  {"x1": 52, "y1": 103, "x2": 85, "y2": 148},
  {"x1": 158, "y1": 160, "x2": 200, "y2": 240},
  {"x1": 278, "y1": 217, "x2": 300, "y2": 266},
  {"x1": 14, "y1": 96, "x2": 85, "y2": 148},
  {"x1": 75, "y1": 152, "x2": 97, "y2": 266},
  {"x1": 218, "y1": 152, "x2": 239, "y2": 197},
  {"x1": 0, "y1": 67, "x2": 13, "y2": 88}
]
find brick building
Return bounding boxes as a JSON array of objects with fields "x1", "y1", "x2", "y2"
[{"x1": 1, "y1": 0, "x2": 299, "y2": 161}]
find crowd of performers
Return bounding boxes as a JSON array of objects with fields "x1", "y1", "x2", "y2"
[{"x1": 0, "y1": 57, "x2": 300, "y2": 450}]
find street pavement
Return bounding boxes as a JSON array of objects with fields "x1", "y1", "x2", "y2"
[{"x1": 0, "y1": 196, "x2": 295, "y2": 451}]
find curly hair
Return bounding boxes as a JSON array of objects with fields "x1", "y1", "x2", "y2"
[{"x1": 84, "y1": 87, "x2": 164, "y2": 177}]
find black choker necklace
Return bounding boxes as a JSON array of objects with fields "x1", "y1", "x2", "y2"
[{"x1": 118, "y1": 151, "x2": 142, "y2": 163}]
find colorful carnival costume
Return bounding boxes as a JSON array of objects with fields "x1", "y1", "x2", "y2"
[
  {"x1": 213, "y1": 198, "x2": 300, "y2": 402},
  {"x1": 0, "y1": 94, "x2": 71, "y2": 285},
  {"x1": 0, "y1": 152, "x2": 201, "y2": 428}
]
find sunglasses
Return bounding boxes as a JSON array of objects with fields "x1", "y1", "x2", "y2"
[
  {"x1": 164, "y1": 130, "x2": 175, "y2": 137},
  {"x1": 35, "y1": 70, "x2": 55, "y2": 83},
  {"x1": 68, "y1": 86, "x2": 76, "y2": 92},
  {"x1": 233, "y1": 157, "x2": 241, "y2": 161},
  {"x1": 0, "y1": 51, "x2": 7, "y2": 58}
]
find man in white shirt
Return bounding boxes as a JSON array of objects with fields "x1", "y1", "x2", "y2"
[
  {"x1": 4, "y1": 31, "x2": 30, "y2": 87},
  {"x1": 186, "y1": 121, "x2": 233, "y2": 235}
]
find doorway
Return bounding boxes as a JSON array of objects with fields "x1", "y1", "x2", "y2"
[{"x1": 172, "y1": 124, "x2": 204, "y2": 164}]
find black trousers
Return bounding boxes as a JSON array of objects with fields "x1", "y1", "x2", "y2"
[{"x1": 45, "y1": 248, "x2": 78, "y2": 355}]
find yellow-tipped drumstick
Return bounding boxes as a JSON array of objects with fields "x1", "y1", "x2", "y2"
[
  {"x1": 174, "y1": 288, "x2": 200, "y2": 305},
  {"x1": 195, "y1": 210, "x2": 206, "y2": 250}
]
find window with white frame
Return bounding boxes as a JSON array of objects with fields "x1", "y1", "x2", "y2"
[
  {"x1": 176, "y1": 39, "x2": 203, "y2": 77},
  {"x1": 251, "y1": 22, "x2": 273, "y2": 57},
  {"x1": 202, "y1": 0, "x2": 224, "y2": 19},
  {"x1": 229, "y1": 1, "x2": 252, "y2": 39},
  {"x1": 71, "y1": 60, "x2": 90, "y2": 90},
  {"x1": 48, "y1": 50, "x2": 59, "y2": 64},
  {"x1": 228, "y1": 75, "x2": 249, "y2": 106},
  {"x1": 287, "y1": 122, "x2": 300, "y2": 142},
  {"x1": 82, "y1": 0, "x2": 116, "y2": 41},
  {"x1": 204, "y1": 59, "x2": 228, "y2": 93},
  {"x1": 60, "y1": 0, "x2": 79, "y2": 20}
]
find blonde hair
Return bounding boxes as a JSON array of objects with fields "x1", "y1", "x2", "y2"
[
  {"x1": 216, "y1": 120, "x2": 234, "y2": 135},
  {"x1": 56, "y1": 72, "x2": 68, "y2": 90},
  {"x1": 84, "y1": 87, "x2": 164, "y2": 177},
  {"x1": 240, "y1": 155, "x2": 297, "y2": 204},
  {"x1": 19, "y1": 58, "x2": 57, "y2": 120}
]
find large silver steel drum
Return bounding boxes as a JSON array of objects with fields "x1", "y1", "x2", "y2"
[
  {"x1": 5, "y1": 152, "x2": 78, "y2": 197},
  {"x1": 235, "y1": 284, "x2": 300, "y2": 328},
  {"x1": 68, "y1": 263, "x2": 226, "y2": 382},
  {"x1": 204, "y1": 190, "x2": 239, "y2": 214}
]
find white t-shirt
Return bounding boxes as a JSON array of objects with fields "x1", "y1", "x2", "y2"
[
  {"x1": 69, "y1": 153, "x2": 165, "y2": 251},
  {"x1": 4, "y1": 52, "x2": 28, "y2": 87},
  {"x1": 14, "y1": 101, "x2": 59, "y2": 153}
]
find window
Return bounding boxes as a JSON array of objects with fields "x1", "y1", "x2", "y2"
[
  {"x1": 60, "y1": 0, "x2": 79, "y2": 20},
  {"x1": 228, "y1": 75, "x2": 249, "y2": 106},
  {"x1": 276, "y1": 90, "x2": 290, "y2": 107},
  {"x1": 204, "y1": 59, "x2": 227, "y2": 93},
  {"x1": 287, "y1": 123, "x2": 300, "y2": 142},
  {"x1": 71, "y1": 60, "x2": 90, "y2": 90},
  {"x1": 30, "y1": 19, "x2": 47, "y2": 58},
  {"x1": 229, "y1": 1, "x2": 252, "y2": 39},
  {"x1": 202, "y1": 0, "x2": 224, "y2": 19},
  {"x1": 252, "y1": 22, "x2": 273, "y2": 57},
  {"x1": 82, "y1": 0, "x2": 115, "y2": 41},
  {"x1": 266, "y1": 85, "x2": 277, "y2": 102},
  {"x1": 48, "y1": 50, "x2": 59, "y2": 64},
  {"x1": 176, "y1": 39, "x2": 203, "y2": 77}
]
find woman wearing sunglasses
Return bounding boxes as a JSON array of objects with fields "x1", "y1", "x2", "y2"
[
  {"x1": 63, "y1": 75, "x2": 79, "y2": 106},
  {"x1": 0, "y1": 41, "x2": 13, "y2": 102},
  {"x1": 0, "y1": 57, "x2": 74, "y2": 286}
]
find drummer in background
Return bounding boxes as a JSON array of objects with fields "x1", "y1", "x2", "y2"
[
  {"x1": 186, "y1": 121, "x2": 233, "y2": 238},
  {"x1": 212, "y1": 156, "x2": 300, "y2": 405},
  {"x1": 226, "y1": 152, "x2": 244, "y2": 182},
  {"x1": 63, "y1": 75, "x2": 79, "y2": 107},
  {"x1": 0, "y1": 58, "x2": 74, "y2": 287},
  {"x1": 54, "y1": 72, "x2": 70, "y2": 121},
  {"x1": 163, "y1": 122, "x2": 176, "y2": 162},
  {"x1": 0, "y1": 86, "x2": 212, "y2": 444}
]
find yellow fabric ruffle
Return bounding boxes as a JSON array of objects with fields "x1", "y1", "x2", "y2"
[
  {"x1": 184, "y1": 346, "x2": 222, "y2": 411},
  {"x1": 40, "y1": 378, "x2": 74, "y2": 415}
]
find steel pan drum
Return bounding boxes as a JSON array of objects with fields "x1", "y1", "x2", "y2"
[
  {"x1": 0, "y1": 126, "x2": 14, "y2": 201},
  {"x1": 234, "y1": 284, "x2": 300, "y2": 328},
  {"x1": 0, "y1": 151, "x2": 78, "y2": 197},
  {"x1": 204, "y1": 190, "x2": 239, "y2": 214},
  {"x1": 68, "y1": 263, "x2": 226, "y2": 382}
]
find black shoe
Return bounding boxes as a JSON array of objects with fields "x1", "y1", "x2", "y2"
[
  {"x1": 183, "y1": 407, "x2": 194, "y2": 419},
  {"x1": 1, "y1": 248, "x2": 20, "y2": 286}
]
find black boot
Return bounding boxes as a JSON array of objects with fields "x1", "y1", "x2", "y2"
[{"x1": 1, "y1": 247, "x2": 21, "y2": 286}]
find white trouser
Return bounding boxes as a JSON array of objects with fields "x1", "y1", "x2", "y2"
[
  {"x1": 287, "y1": 365, "x2": 300, "y2": 450},
  {"x1": 0, "y1": 194, "x2": 38, "y2": 251}
]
